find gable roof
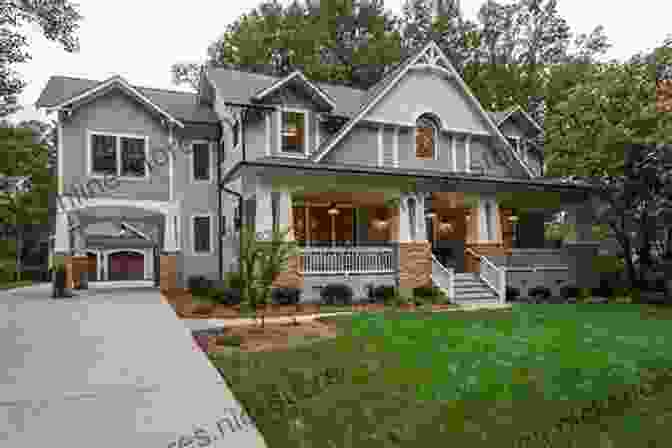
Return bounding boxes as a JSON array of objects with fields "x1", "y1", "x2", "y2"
[
  {"x1": 308, "y1": 41, "x2": 535, "y2": 178},
  {"x1": 205, "y1": 67, "x2": 365, "y2": 118},
  {"x1": 493, "y1": 105, "x2": 544, "y2": 134},
  {"x1": 36, "y1": 76, "x2": 219, "y2": 124},
  {"x1": 251, "y1": 70, "x2": 337, "y2": 109}
]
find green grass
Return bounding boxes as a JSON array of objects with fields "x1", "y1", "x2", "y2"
[{"x1": 211, "y1": 304, "x2": 672, "y2": 447}]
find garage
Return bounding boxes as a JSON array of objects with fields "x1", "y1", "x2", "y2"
[{"x1": 108, "y1": 251, "x2": 145, "y2": 281}]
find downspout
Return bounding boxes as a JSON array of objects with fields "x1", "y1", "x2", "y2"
[{"x1": 217, "y1": 127, "x2": 223, "y2": 282}]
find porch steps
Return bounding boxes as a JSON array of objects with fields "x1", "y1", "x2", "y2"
[{"x1": 451, "y1": 273, "x2": 500, "y2": 306}]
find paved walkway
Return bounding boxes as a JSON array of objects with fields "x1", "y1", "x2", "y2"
[
  {"x1": 184, "y1": 302, "x2": 512, "y2": 332},
  {"x1": 0, "y1": 284, "x2": 267, "y2": 447}
]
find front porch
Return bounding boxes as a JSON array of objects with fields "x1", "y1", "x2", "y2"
[{"x1": 229, "y1": 168, "x2": 602, "y2": 303}]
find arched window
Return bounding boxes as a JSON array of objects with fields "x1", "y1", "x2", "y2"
[
  {"x1": 415, "y1": 114, "x2": 439, "y2": 159},
  {"x1": 408, "y1": 197, "x2": 416, "y2": 240}
]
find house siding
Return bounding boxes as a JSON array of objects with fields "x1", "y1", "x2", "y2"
[
  {"x1": 60, "y1": 90, "x2": 171, "y2": 202},
  {"x1": 382, "y1": 126, "x2": 395, "y2": 167},
  {"x1": 322, "y1": 123, "x2": 380, "y2": 166},
  {"x1": 366, "y1": 69, "x2": 491, "y2": 135},
  {"x1": 469, "y1": 136, "x2": 512, "y2": 177}
]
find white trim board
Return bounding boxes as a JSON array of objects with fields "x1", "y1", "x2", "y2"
[
  {"x1": 49, "y1": 75, "x2": 183, "y2": 128},
  {"x1": 311, "y1": 41, "x2": 535, "y2": 179},
  {"x1": 252, "y1": 70, "x2": 336, "y2": 109}
]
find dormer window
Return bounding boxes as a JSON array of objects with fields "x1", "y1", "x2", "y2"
[
  {"x1": 415, "y1": 114, "x2": 438, "y2": 160},
  {"x1": 280, "y1": 109, "x2": 308, "y2": 155}
]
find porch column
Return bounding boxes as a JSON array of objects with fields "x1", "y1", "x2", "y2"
[
  {"x1": 255, "y1": 183, "x2": 273, "y2": 240},
  {"x1": 54, "y1": 211, "x2": 70, "y2": 254},
  {"x1": 163, "y1": 213, "x2": 179, "y2": 252},
  {"x1": 278, "y1": 190, "x2": 294, "y2": 241},
  {"x1": 398, "y1": 192, "x2": 432, "y2": 291}
]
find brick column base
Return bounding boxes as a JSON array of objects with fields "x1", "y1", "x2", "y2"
[
  {"x1": 160, "y1": 254, "x2": 178, "y2": 292},
  {"x1": 398, "y1": 241, "x2": 432, "y2": 293}
]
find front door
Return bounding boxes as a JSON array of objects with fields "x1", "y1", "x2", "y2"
[{"x1": 431, "y1": 212, "x2": 466, "y2": 272}]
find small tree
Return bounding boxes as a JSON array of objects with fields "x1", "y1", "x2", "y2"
[{"x1": 237, "y1": 224, "x2": 300, "y2": 327}]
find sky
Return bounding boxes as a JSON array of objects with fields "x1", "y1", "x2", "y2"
[{"x1": 9, "y1": 0, "x2": 671, "y2": 125}]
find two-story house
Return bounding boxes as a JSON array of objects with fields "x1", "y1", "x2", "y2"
[{"x1": 36, "y1": 41, "x2": 602, "y2": 302}]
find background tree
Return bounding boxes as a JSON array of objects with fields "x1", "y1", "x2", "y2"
[
  {"x1": 0, "y1": 0, "x2": 82, "y2": 117},
  {"x1": 172, "y1": 0, "x2": 404, "y2": 91},
  {"x1": 0, "y1": 122, "x2": 54, "y2": 280}
]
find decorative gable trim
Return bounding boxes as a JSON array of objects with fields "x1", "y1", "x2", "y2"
[
  {"x1": 49, "y1": 75, "x2": 184, "y2": 128},
  {"x1": 252, "y1": 70, "x2": 336, "y2": 109},
  {"x1": 311, "y1": 41, "x2": 535, "y2": 179},
  {"x1": 496, "y1": 105, "x2": 544, "y2": 134}
]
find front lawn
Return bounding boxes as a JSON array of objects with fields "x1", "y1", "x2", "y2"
[{"x1": 211, "y1": 304, "x2": 672, "y2": 447}]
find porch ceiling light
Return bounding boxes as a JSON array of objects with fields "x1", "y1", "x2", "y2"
[
  {"x1": 372, "y1": 218, "x2": 389, "y2": 230},
  {"x1": 439, "y1": 221, "x2": 453, "y2": 232},
  {"x1": 327, "y1": 203, "x2": 340, "y2": 216},
  {"x1": 508, "y1": 215, "x2": 520, "y2": 222}
]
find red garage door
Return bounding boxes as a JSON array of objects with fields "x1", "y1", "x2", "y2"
[{"x1": 108, "y1": 251, "x2": 145, "y2": 281}]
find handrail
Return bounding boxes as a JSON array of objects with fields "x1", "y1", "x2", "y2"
[
  {"x1": 431, "y1": 253, "x2": 453, "y2": 276},
  {"x1": 465, "y1": 247, "x2": 505, "y2": 303},
  {"x1": 465, "y1": 247, "x2": 498, "y2": 271}
]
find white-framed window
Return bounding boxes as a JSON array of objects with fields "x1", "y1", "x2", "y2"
[
  {"x1": 191, "y1": 141, "x2": 212, "y2": 183},
  {"x1": 278, "y1": 107, "x2": 309, "y2": 156},
  {"x1": 191, "y1": 214, "x2": 213, "y2": 255},
  {"x1": 415, "y1": 114, "x2": 439, "y2": 160},
  {"x1": 87, "y1": 130, "x2": 149, "y2": 179}
]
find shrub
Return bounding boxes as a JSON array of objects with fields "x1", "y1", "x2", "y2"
[
  {"x1": 413, "y1": 286, "x2": 446, "y2": 304},
  {"x1": 373, "y1": 285, "x2": 397, "y2": 304},
  {"x1": 271, "y1": 287, "x2": 302, "y2": 305},
  {"x1": 394, "y1": 295, "x2": 411, "y2": 307},
  {"x1": 188, "y1": 275, "x2": 211, "y2": 296},
  {"x1": 560, "y1": 285, "x2": 580, "y2": 299},
  {"x1": 223, "y1": 270, "x2": 244, "y2": 290},
  {"x1": 528, "y1": 286, "x2": 551, "y2": 300},
  {"x1": 320, "y1": 283, "x2": 354, "y2": 305},
  {"x1": 506, "y1": 286, "x2": 521, "y2": 302},
  {"x1": 209, "y1": 287, "x2": 242, "y2": 306}
]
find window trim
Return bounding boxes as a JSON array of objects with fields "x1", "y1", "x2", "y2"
[
  {"x1": 191, "y1": 213, "x2": 214, "y2": 256},
  {"x1": 86, "y1": 129, "x2": 150, "y2": 181},
  {"x1": 415, "y1": 115, "x2": 439, "y2": 161},
  {"x1": 278, "y1": 107, "x2": 310, "y2": 157},
  {"x1": 190, "y1": 140, "x2": 213, "y2": 184}
]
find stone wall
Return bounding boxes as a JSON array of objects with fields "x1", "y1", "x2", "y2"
[
  {"x1": 657, "y1": 80, "x2": 672, "y2": 113},
  {"x1": 398, "y1": 241, "x2": 432, "y2": 291}
]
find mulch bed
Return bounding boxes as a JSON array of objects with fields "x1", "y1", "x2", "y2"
[{"x1": 206, "y1": 320, "x2": 340, "y2": 353}]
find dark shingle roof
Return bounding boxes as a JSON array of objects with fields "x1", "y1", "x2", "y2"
[
  {"x1": 35, "y1": 76, "x2": 219, "y2": 123},
  {"x1": 205, "y1": 67, "x2": 366, "y2": 118}
]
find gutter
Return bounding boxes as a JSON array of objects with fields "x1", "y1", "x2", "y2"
[{"x1": 220, "y1": 159, "x2": 605, "y2": 194}]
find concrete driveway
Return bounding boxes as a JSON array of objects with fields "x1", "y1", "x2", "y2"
[{"x1": 0, "y1": 284, "x2": 267, "y2": 447}]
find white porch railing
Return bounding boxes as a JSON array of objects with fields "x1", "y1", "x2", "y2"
[
  {"x1": 299, "y1": 247, "x2": 395, "y2": 274},
  {"x1": 431, "y1": 253, "x2": 454, "y2": 301},
  {"x1": 466, "y1": 248, "x2": 506, "y2": 304}
]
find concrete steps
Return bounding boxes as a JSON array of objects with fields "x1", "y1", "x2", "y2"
[{"x1": 451, "y1": 272, "x2": 500, "y2": 305}]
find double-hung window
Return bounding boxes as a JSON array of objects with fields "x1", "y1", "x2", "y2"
[
  {"x1": 280, "y1": 109, "x2": 308, "y2": 155},
  {"x1": 192, "y1": 215, "x2": 212, "y2": 254},
  {"x1": 192, "y1": 142, "x2": 211, "y2": 182},
  {"x1": 89, "y1": 132, "x2": 147, "y2": 178}
]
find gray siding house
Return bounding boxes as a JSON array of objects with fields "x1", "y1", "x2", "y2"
[{"x1": 36, "y1": 41, "x2": 602, "y2": 302}]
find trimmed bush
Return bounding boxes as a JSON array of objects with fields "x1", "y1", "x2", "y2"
[
  {"x1": 528, "y1": 286, "x2": 551, "y2": 301},
  {"x1": 413, "y1": 286, "x2": 446, "y2": 304},
  {"x1": 506, "y1": 286, "x2": 521, "y2": 302},
  {"x1": 320, "y1": 283, "x2": 354, "y2": 305},
  {"x1": 373, "y1": 285, "x2": 397, "y2": 304},
  {"x1": 188, "y1": 275, "x2": 211, "y2": 296},
  {"x1": 560, "y1": 285, "x2": 580, "y2": 299},
  {"x1": 208, "y1": 287, "x2": 242, "y2": 306},
  {"x1": 271, "y1": 287, "x2": 302, "y2": 305}
]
